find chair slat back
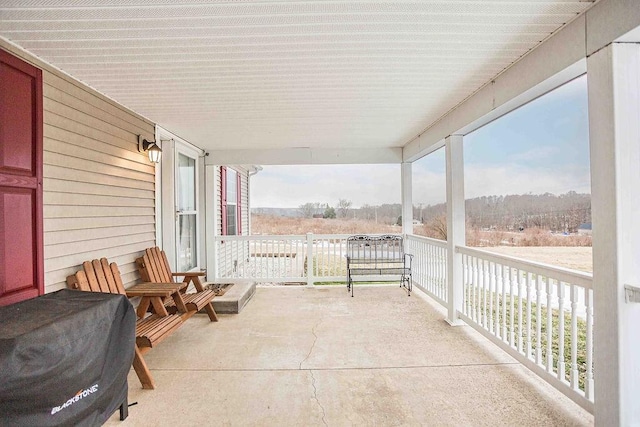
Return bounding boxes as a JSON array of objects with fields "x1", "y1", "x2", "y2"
[
  {"x1": 67, "y1": 258, "x2": 127, "y2": 296},
  {"x1": 146, "y1": 249, "x2": 165, "y2": 281},
  {"x1": 91, "y1": 259, "x2": 110, "y2": 292},
  {"x1": 149, "y1": 247, "x2": 173, "y2": 282},
  {"x1": 107, "y1": 259, "x2": 127, "y2": 295},
  {"x1": 137, "y1": 247, "x2": 174, "y2": 283},
  {"x1": 83, "y1": 260, "x2": 108, "y2": 293},
  {"x1": 67, "y1": 270, "x2": 90, "y2": 291},
  {"x1": 158, "y1": 248, "x2": 174, "y2": 281},
  {"x1": 99, "y1": 258, "x2": 119, "y2": 294}
]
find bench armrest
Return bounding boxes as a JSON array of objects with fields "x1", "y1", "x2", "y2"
[
  {"x1": 404, "y1": 253, "x2": 414, "y2": 268},
  {"x1": 125, "y1": 282, "x2": 187, "y2": 297}
]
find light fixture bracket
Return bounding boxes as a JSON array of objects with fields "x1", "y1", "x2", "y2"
[{"x1": 138, "y1": 135, "x2": 154, "y2": 152}]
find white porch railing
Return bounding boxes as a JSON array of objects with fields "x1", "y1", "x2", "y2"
[
  {"x1": 405, "y1": 235, "x2": 448, "y2": 305},
  {"x1": 456, "y1": 246, "x2": 594, "y2": 412},
  {"x1": 213, "y1": 233, "x2": 357, "y2": 284},
  {"x1": 214, "y1": 234, "x2": 306, "y2": 282},
  {"x1": 306, "y1": 234, "x2": 350, "y2": 283}
]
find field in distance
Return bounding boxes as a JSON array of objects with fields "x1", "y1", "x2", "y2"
[{"x1": 483, "y1": 246, "x2": 592, "y2": 273}]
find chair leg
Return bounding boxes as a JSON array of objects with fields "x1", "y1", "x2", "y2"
[
  {"x1": 119, "y1": 396, "x2": 128, "y2": 421},
  {"x1": 204, "y1": 302, "x2": 219, "y2": 322},
  {"x1": 401, "y1": 274, "x2": 411, "y2": 296},
  {"x1": 132, "y1": 346, "x2": 155, "y2": 390}
]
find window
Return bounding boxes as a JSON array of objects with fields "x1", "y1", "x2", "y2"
[
  {"x1": 221, "y1": 167, "x2": 242, "y2": 235},
  {"x1": 176, "y1": 153, "x2": 197, "y2": 271}
]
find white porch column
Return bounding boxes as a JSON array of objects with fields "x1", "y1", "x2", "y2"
[
  {"x1": 401, "y1": 162, "x2": 413, "y2": 235},
  {"x1": 205, "y1": 164, "x2": 219, "y2": 282},
  {"x1": 445, "y1": 135, "x2": 465, "y2": 325},
  {"x1": 587, "y1": 42, "x2": 640, "y2": 426}
]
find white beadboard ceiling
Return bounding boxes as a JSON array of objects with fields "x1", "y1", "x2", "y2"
[{"x1": 0, "y1": 1, "x2": 595, "y2": 151}]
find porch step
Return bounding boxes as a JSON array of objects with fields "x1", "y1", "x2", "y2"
[{"x1": 212, "y1": 281, "x2": 256, "y2": 314}]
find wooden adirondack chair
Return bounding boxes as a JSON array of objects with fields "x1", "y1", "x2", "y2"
[
  {"x1": 136, "y1": 247, "x2": 218, "y2": 322},
  {"x1": 66, "y1": 258, "x2": 184, "y2": 390}
]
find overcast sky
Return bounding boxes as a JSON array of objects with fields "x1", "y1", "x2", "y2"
[{"x1": 252, "y1": 76, "x2": 590, "y2": 209}]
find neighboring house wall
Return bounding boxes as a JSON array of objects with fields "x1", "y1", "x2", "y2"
[
  {"x1": 1, "y1": 42, "x2": 157, "y2": 294},
  {"x1": 215, "y1": 165, "x2": 250, "y2": 277},
  {"x1": 215, "y1": 165, "x2": 249, "y2": 236}
]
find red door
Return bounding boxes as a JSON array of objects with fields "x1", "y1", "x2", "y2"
[{"x1": 0, "y1": 49, "x2": 43, "y2": 305}]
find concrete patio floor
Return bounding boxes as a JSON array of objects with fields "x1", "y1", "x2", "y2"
[{"x1": 107, "y1": 285, "x2": 593, "y2": 426}]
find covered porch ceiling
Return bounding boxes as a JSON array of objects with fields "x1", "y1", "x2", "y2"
[{"x1": 0, "y1": 1, "x2": 597, "y2": 156}]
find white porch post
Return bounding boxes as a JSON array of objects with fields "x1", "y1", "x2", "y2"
[
  {"x1": 445, "y1": 135, "x2": 465, "y2": 325},
  {"x1": 205, "y1": 164, "x2": 219, "y2": 282},
  {"x1": 401, "y1": 162, "x2": 413, "y2": 235},
  {"x1": 587, "y1": 42, "x2": 640, "y2": 426}
]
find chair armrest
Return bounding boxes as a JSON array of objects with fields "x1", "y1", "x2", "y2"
[{"x1": 172, "y1": 271, "x2": 206, "y2": 277}]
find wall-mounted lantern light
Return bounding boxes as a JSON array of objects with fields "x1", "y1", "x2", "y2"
[{"x1": 138, "y1": 135, "x2": 162, "y2": 163}]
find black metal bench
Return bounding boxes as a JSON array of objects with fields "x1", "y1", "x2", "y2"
[{"x1": 346, "y1": 235, "x2": 413, "y2": 297}]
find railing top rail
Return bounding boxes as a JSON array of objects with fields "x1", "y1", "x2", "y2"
[
  {"x1": 312, "y1": 234, "x2": 357, "y2": 240},
  {"x1": 457, "y1": 245, "x2": 593, "y2": 289},
  {"x1": 214, "y1": 234, "x2": 306, "y2": 241},
  {"x1": 406, "y1": 234, "x2": 448, "y2": 248},
  {"x1": 214, "y1": 233, "x2": 403, "y2": 242}
]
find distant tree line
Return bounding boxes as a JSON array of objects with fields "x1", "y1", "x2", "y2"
[
  {"x1": 298, "y1": 200, "x2": 401, "y2": 223},
  {"x1": 295, "y1": 191, "x2": 591, "y2": 233},
  {"x1": 293, "y1": 192, "x2": 590, "y2": 234},
  {"x1": 417, "y1": 191, "x2": 591, "y2": 233}
]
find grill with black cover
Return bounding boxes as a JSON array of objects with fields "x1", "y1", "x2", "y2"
[{"x1": 0, "y1": 289, "x2": 135, "y2": 426}]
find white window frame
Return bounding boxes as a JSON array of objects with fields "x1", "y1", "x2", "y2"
[{"x1": 155, "y1": 126, "x2": 204, "y2": 272}]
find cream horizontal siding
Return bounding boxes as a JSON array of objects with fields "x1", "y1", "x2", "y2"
[{"x1": 42, "y1": 69, "x2": 157, "y2": 293}]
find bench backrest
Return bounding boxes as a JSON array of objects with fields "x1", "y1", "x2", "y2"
[
  {"x1": 66, "y1": 258, "x2": 127, "y2": 296},
  {"x1": 136, "y1": 247, "x2": 173, "y2": 283},
  {"x1": 347, "y1": 235, "x2": 404, "y2": 262}
]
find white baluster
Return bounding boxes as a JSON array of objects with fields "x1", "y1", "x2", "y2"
[
  {"x1": 510, "y1": 268, "x2": 516, "y2": 347},
  {"x1": 546, "y1": 278, "x2": 554, "y2": 373},
  {"x1": 526, "y1": 272, "x2": 533, "y2": 359},
  {"x1": 474, "y1": 257, "x2": 481, "y2": 323},
  {"x1": 494, "y1": 263, "x2": 501, "y2": 337},
  {"x1": 557, "y1": 280, "x2": 566, "y2": 382},
  {"x1": 518, "y1": 270, "x2": 523, "y2": 354},
  {"x1": 586, "y1": 288, "x2": 594, "y2": 400},
  {"x1": 502, "y1": 264, "x2": 508, "y2": 341},
  {"x1": 465, "y1": 254, "x2": 471, "y2": 316},
  {"x1": 481, "y1": 259, "x2": 487, "y2": 328},
  {"x1": 487, "y1": 262, "x2": 499, "y2": 335},
  {"x1": 570, "y1": 284, "x2": 579, "y2": 391},
  {"x1": 470, "y1": 255, "x2": 476, "y2": 322},
  {"x1": 536, "y1": 274, "x2": 543, "y2": 365}
]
